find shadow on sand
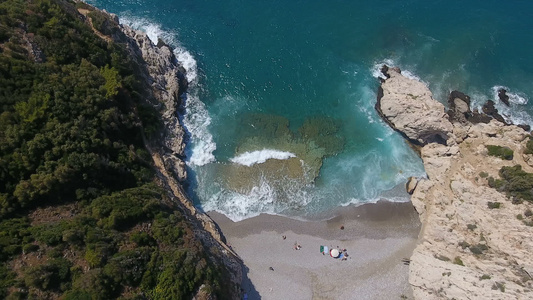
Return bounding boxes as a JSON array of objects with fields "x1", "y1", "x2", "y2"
[{"x1": 241, "y1": 265, "x2": 261, "y2": 300}]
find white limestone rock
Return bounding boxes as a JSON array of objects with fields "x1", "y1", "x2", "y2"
[{"x1": 377, "y1": 68, "x2": 454, "y2": 145}]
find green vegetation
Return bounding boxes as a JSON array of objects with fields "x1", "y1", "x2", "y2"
[
  {"x1": 479, "y1": 171, "x2": 489, "y2": 178},
  {"x1": 435, "y1": 254, "x2": 450, "y2": 262},
  {"x1": 487, "y1": 202, "x2": 501, "y2": 209},
  {"x1": 480, "y1": 274, "x2": 491, "y2": 280},
  {"x1": 453, "y1": 256, "x2": 464, "y2": 266},
  {"x1": 467, "y1": 224, "x2": 477, "y2": 231},
  {"x1": 524, "y1": 136, "x2": 533, "y2": 155},
  {"x1": 0, "y1": 0, "x2": 235, "y2": 299},
  {"x1": 492, "y1": 282, "x2": 505, "y2": 292},
  {"x1": 469, "y1": 244, "x2": 489, "y2": 255},
  {"x1": 488, "y1": 165, "x2": 533, "y2": 203},
  {"x1": 486, "y1": 145, "x2": 514, "y2": 160}
]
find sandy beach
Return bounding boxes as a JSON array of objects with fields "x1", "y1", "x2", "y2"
[{"x1": 209, "y1": 200, "x2": 421, "y2": 300}]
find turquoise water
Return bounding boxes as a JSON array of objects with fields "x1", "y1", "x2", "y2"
[{"x1": 88, "y1": 0, "x2": 533, "y2": 220}]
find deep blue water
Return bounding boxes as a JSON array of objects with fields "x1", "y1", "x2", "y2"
[{"x1": 87, "y1": 0, "x2": 533, "y2": 220}]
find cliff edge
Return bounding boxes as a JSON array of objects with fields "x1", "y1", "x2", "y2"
[
  {"x1": 77, "y1": 3, "x2": 243, "y2": 299},
  {"x1": 378, "y1": 67, "x2": 533, "y2": 299}
]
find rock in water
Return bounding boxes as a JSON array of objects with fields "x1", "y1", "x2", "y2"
[
  {"x1": 376, "y1": 66, "x2": 453, "y2": 145},
  {"x1": 498, "y1": 88, "x2": 510, "y2": 106}
]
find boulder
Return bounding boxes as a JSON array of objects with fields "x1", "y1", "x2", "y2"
[
  {"x1": 406, "y1": 176, "x2": 420, "y2": 195},
  {"x1": 447, "y1": 90, "x2": 472, "y2": 124}
]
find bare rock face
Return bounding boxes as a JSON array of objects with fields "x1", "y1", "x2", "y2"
[
  {"x1": 121, "y1": 26, "x2": 187, "y2": 163},
  {"x1": 378, "y1": 68, "x2": 533, "y2": 299},
  {"x1": 376, "y1": 68, "x2": 454, "y2": 145}
]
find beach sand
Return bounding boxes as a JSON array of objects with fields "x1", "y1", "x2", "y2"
[{"x1": 209, "y1": 200, "x2": 421, "y2": 300}]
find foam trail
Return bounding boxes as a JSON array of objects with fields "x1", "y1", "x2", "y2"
[
  {"x1": 371, "y1": 59, "x2": 395, "y2": 79},
  {"x1": 119, "y1": 16, "x2": 175, "y2": 45},
  {"x1": 492, "y1": 86, "x2": 528, "y2": 105},
  {"x1": 230, "y1": 149, "x2": 296, "y2": 166}
]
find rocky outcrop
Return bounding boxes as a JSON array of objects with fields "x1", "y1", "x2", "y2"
[
  {"x1": 498, "y1": 88, "x2": 511, "y2": 106},
  {"x1": 376, "y1": 68, "x2": 454, "y2": 145},
  {"x1": 378, "y1": 67, "x2": 533, "y2": 299},
  {"x1": 119, "y1": 25, "x2": 188, "y2": 177}
]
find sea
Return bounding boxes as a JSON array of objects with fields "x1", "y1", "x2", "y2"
[{"x1": 87, "y1": 0, "x2": 533, "y2": 221}]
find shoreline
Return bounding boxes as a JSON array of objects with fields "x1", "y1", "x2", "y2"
[{"x1": 209, "y1": 200, "x2": 420, "y2": 299}]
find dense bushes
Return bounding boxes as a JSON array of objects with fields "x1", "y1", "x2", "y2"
[
  {"x1": 0, "y1": 0, "x2": 236, "y2": 298},
  {"x1": 486, "y1": 145, "x2": 514, "y2": 160},
  {"x1": 488, "y1": 165, "x2": 533, "y2": 203}
]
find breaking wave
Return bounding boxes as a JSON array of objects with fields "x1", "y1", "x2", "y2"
[{"x1": 230, "y1": 149, "x2": 297, "y2": 166}]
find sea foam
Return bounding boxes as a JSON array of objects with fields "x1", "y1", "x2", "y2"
[
  {"x1": 491, "y1": 86, "x2": 529, "y2": 105},
  {"x1": 230, "y1": 149, "x2": 296, "y2": 166},
  {"x1": 371, "y1": 59, "x2": 425, "y2": 84}
]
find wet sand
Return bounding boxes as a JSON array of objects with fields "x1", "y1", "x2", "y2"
[{"x1": 209, "y1": 200, "x2": 421, "y2": 300}]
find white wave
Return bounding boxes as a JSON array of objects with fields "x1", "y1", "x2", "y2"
[
  {"x1": 491, "y1": 86, "x2": 529, "y2": 105},
  {"x1": 375, "y1": 137, "x2": 384, "y2": 142},
  {"x1": 370, "y1": 59, "x2": 426, "y2": 85},
  {"x1": 402, "y1": 70, "x2": 422, "y2": 82},
  {"x1": 230, "y1": 149, "x2": 296, "y2": 167},
  {"x1": 183, "y1": 92, "x2": 216, "y2": 166},
  {"x1": 371, "y1": 59, "x2": 395, "y2": 79},
  {"x1": 468, "y1": 86, "x2": 533, "y2": 128},
  {"x1": 119, "y1": 15, "x2": 176, "y2": 46},
  {"x1": 174, "y1": 48, "x2": 198, "y2": 83},
  {"x1": 203, "y1": 179, "x2": 276, "y2": 221},
  {"x1": 201, "y1": 175, "x2": 312, "y2": 222}
]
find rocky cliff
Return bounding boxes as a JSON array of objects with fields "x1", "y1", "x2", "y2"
[
  {"x1": 78, "y1": 4, "x2": 243, "y2": 299},
  {"x1": 378, "y1": 67, "x2": 533, "y2": 299}
]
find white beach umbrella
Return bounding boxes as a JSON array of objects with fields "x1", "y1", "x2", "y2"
[{"x1": 330, "y1": 248, "x2": 340, "y2": 258}]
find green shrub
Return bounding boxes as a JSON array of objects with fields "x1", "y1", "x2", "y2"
[
  {"x1": 453, "y1": 256, "x2": 464, "y2": 266},
  {"x1": 525, "y1": 137, "x2": 533, "y2": 155},
  {"x1": 479, "y1": 171, "x2": 489, "y2": 178},
  {"x1": 90, "y1": 185, "x2": 161, "y2": 230},
  {"x1": 467, "y1": 224, "x2": 477, "y2": 231},
  {"x1": 480, "y1": 274, "x2": 491, "y2": 280},
  {"x1": 70, "y1": 269, "x2": 118, "y2": 299},
  {"x1": 492, "y1": 282, "x2": 505, "y2": 292},
  {"x1": 487, "y1": 202, "x2": 501, "y2": 209},
  {"x1": 469, "y1": 244, "x2": 488, "y2": 255},
  {"x1": 130, "y1": 231, "x2": 155, "y2": 247},
  {"x1": 104, "y1": 248, "x2": 152, "y2": 287},
  {"x1": 24, "y1": 258, "x2": 72, "y2": 291},
  {"x1": 458, "y1": 241, "x2": 470, "y2": 249},
  {"x1": 22, "y1": 243, "x2": 39, "y2": 254},
  {"x1": 486, "y1": 145, "x2": 514, "y2": 160},
  {"x1": 495, "y1": 165, "x2": 533, "y2": 202},
  {"x1": 0, "y1": 264, "x2": 17, "y2": 299}
]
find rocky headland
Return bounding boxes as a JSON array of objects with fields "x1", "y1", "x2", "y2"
[
  {"x1": 77, "y1": 3, "x2": 243, "y2": 298},
  {"x1": 378, "y1": 67, "x2": 533, "y2": 299}
]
